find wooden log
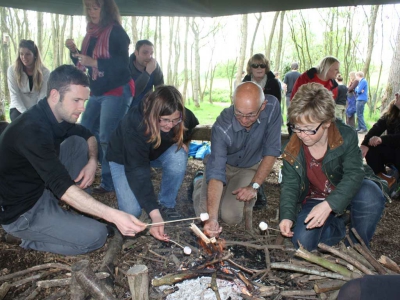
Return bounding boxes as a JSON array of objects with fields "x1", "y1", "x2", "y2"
[
  {"x1": 378, "y1": 255, "x2": 400, "y2": 273},
  {"x1": 270, "y1": 263, "x2": 351, "y2": 280},
  {"x1": 0, "y1": 263, "x2": 70, "y2": 282},
  {"x1": 0, "y1": 282, "x2": 10, "y2": 300},
  {"x1": 72, "y1": 260, "x2": 116, "y2": 300},
  {"x1": 209, "y1": 271, "x2": 221, "y2": 300},
  {"x1": 318, "y1": 243, "x2": 374, "y2": 275},
  {"x1": 342, "y1": 245, "x2": 374, "y2": 271},
  {"x1": 280, "y1": 290, "x2": 316, "y2": 297},
  {"x1": 190, "y1": 125, "x2": 290, "y2": 142},
  {"x1": 37, "y1": 272, "x2": 110, "y2": 288},
  {"x1": 295, "y1": 246, "x2": 360, "y2": 279},
  {"x1": 351, "y1": 228, "x2": 387, "y2": 275},
  {"x1": 127, "y1": 265, "x2": 149, "y2": 300},
  {"x1": 314, "y1": 280, "x2": 347, "y2": 293}
]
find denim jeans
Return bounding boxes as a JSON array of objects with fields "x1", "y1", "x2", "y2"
[
  {"x1": 110, "y1": 144, "x2": 188, "y2": 217},
  {"x1": 80, "y1": 84, "x2": 132, "y2": 191},
  {"x1": 292, "y1": 179, "x2": 385, "y2": 251},
  {"x1": 2, "y1": 136, "x2": 108, "y2": 255},
  {"x1": 356, "y1": 100, "x2": 367, "y2": 131}
]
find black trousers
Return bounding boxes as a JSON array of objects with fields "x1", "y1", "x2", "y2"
[{"x1": 365, "y1": 144, "x2": 400, "y2": 174}]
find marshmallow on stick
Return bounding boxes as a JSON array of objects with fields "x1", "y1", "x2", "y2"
[
  {"x1": 146, "y1": 213, "x2": 209, "y2": 227},
  {"x1": 259, "y1": 221, "x2": 280, "y2": 232},
  {"x1": 168, "y1": 239, "x2": 192, "y2": 255}
]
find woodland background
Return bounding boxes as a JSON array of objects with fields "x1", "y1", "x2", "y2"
[{"x1": 0, "y1": 4, "x2": 400, "y2": 123}]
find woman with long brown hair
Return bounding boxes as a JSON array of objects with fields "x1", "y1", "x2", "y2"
[
  {"x1": 65, "y1": 0, "x2": 134, "y2": 194},
  {"x1": 7, "y1": 39, "x2": 50, "y2": 121},
  {"x1": 106, "y1": 85, "x2": 198, "y2": 240}
]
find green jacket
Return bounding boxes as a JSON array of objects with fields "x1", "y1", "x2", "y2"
[{"x1": 280, "y1": 120, "x2": 389, "y2": 223}]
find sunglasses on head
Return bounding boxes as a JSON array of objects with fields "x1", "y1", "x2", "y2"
[{"x1": 251, "y1": 63, "x2": 267, "y2": 69}]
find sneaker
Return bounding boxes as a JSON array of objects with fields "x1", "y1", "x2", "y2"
[
  {"x1": 356, "y1": 129, "x2": 368, "y2": 134},
  {"x1": 160, "y1": 206, "x2": 182, "y2": 221},
  {"x1": 4, "y1": 234, "x2": 22, "y2": 245}
]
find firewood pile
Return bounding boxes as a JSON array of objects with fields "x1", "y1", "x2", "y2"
[{"x1": 1, "y1": 221, "x2": 399, "y2": 300}]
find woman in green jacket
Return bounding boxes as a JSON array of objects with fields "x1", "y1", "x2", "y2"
[{"x1": 279, "y1": 83, "x2": 386, "y2": 251}]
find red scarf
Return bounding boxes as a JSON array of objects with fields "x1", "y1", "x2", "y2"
[{"x1": 78, "y1": 22, "x2": 114, "y2": 80}]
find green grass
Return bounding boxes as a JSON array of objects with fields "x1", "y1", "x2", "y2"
[{"x1": 185, "y1": 101, "x2": 230, "y2": 125}]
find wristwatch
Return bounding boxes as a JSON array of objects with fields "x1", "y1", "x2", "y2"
[{"x1": 249, "y1": 182, "x2": 260, "y2": 190}]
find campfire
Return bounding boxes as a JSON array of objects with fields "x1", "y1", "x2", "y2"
[{"x1": 1, "y1": 220, "x2": 400, "y2": 299}]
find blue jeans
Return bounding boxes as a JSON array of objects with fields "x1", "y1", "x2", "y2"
[
  {"x1": 292, "y1": 179, "x2": 385, "y2": 251},
  {"x1": 2, "y1": 136, "x2": 108, "y2": 255},
  {"x1": 80, "y1": 84, "x2": 132, "y2": 191},
  {"x1": 356, "y1": 100, "x2": 367, "y2": 131},
  {"x1": 110, "y1": 144, "x2": 188, "y2": 217}
]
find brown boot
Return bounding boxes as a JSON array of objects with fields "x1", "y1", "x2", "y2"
[{"x1": 377, "y1": 172, "x2": 396, "y2": 189}]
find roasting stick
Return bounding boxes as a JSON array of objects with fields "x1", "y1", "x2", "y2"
[
  {"x1": 259, "y1": 221, "x2": 281, "y2": 233},
  {"x1": 146, "y1": 213, "x2": 209, "y2": 227}
]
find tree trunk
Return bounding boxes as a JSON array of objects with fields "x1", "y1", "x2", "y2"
[
  {"x1": 167, "y1": 17, "x2": 175, "y2": 85},
  {"x1": 52, "y1": 14, "x2": 60, "y2": 69},
  {"x1": 191, "y1": 18, "x2": 200, "y2": 107},
  {"x1": 182, "y1": 17, "x2": 190, "y2": 103},
  {"x1": 59, "y1": 15, "x2": 67, "y2": 64},
  {"x1": 274, "y1": 11, "x2": 285, "y2": 72},
  {"x1": 363, "y1": 5, "x2": 380, "y2": 76},
  {"x1": 382, "y1": 19, "x2": 400, "y2": 109},
  {"x1": 250, "y1": 13, "x2": 262, "y2": 56},
  {"x1": 158, "y1": 17, "x2": 163, "y2": 72},
  {"x1": 265, "y1": 11, "x2": 279, "y2": 60},
  {"x1": 131, "y1": 16, "x2": 138, "y2": 45},
  {"x1": 235, "y1": 14, "x2": 248, "y2": 87},
  {"x1": 173, "y1": 18, "x2": 181, "y2": 87},
  {"x1": 0, "y1": 7, "x2": 10, "y2": 111}
]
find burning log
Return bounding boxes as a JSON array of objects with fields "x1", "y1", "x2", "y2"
[
  {"x1": 318, "y1": 243, "x2": 374, "y2": 275},
  {"x1": 314, "y1": 279, "x2": 346, "y2": 293},
  {"x1": 127, "y1": 265, "x2": 149, "y2": 300},
  {"x1": 378, "y1": 255, "x2": 400, "y2": 273},
  {"x1": 71, "y1": 260, "x2": 116, "y2": 300},
  {"x1": 189, "y1": 223, "x2": 216, "y2": 244},
  {"x1": 295, "y1": 245, "x2": 361, "y2": 279}
]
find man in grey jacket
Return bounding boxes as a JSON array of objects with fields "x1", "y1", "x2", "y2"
[{"x1": 129, "y1": 40, "x2": 164, "y2": 107}]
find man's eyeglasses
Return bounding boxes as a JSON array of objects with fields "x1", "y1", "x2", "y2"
[
  {"x1": 251, "y1": 63, "x2": 267, "y2": 69},
  {"x1": 289, "y1": 122, "x2": 324, "y2": 135},
  {"x1": 159, "y1": 117, "x2": 182, "y2": 126},
  {"x1": 234, "y1": 104, "x2": 263, "y2": 119}
]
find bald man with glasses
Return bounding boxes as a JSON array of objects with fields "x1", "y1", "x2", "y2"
[{"x1": 193, "y1": 82, "x2": 282, "y2": 237}]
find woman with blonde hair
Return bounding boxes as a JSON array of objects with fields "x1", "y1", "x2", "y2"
[
  {"x1": 106, "y1": 86, "x2": 198, "y2": 240},
  {"x1": 346, "y1": 71, "x2": 359, "y2": 128},
  {"x1": 242, "y1": 53, "x2": 281, "y2": 102},
  {"x1": 360, "y1": 93, "x2": 400, "y2": 187},
  {"x1": 7, "y1": 39, "x2": 50, "y2": 121},
  {"x1": 290, "y1": 56, "x2": 340, "y2": 101},
  {"x1": 65, "y1": 0, "x2": 134, "y2": 194}
]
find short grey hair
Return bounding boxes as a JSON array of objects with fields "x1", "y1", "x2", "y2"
[{"x1": 233, "y1": 81, "x2": 264, "y2": 106}]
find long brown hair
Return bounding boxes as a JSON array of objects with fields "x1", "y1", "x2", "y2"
[
  {"x1": 83, "y1": 0, "x2": 121, "y2": 27},
  {"x1": 383, "y1": 98, "x2": 400, "y2": 127},
  {"x1": 142, "y1": 86, "x2": 185, "y2": 149},
  {"x1": 14, "y1": 40, "x2": 45, "y2": 91}
]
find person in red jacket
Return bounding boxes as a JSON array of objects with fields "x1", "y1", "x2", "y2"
[{"x1": 291, "y1": 56, "x2": 340, "y2": 101}]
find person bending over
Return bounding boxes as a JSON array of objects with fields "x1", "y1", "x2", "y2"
[
  {"x1": 279, "y1": 83, "x2": 387, "y2": 251},
  {"x1": 0, "y1": 65, "x2": 146, "y2": 255},
  {"x1": 107, "y1": 86, "x2": 198, "y2": 240}
]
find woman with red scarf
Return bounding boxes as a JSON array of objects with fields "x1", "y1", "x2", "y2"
[{"x1": 65, "y1": 0, "x2": 134, "y2": 194}]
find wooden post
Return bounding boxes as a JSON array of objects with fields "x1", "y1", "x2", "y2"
[{"x1": 127, "y1": 265, "x2": 149, "y2": 300}]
